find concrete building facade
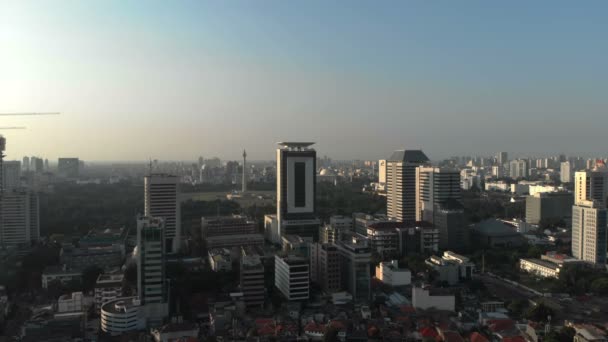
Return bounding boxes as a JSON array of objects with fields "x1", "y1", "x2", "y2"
[
  {"x1": 386, "y1": 150, "x2": 429, "y2": 222},
  {"x1": 144, "y1": 174, "x2": 180, "y2": 253}
]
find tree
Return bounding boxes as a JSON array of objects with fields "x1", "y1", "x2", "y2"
[
  {"x1": 507, "y1": 299, "x2": 529, "y2": 318},
  {"x1": 590, "y1": 277, "x2": 608, "y2": 295},
  {"x1": 82, "y1": 265, "x2": 103, "y2": 292},
  {"x1": 544, "y1": 327, "x2": 575, "y2": 342},
  {"x1": 525, "y1": 302, "x2": 554, "y2": 322}
]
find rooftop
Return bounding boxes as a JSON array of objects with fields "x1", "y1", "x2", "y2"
[
  {"x1": 521, "y1": 258, "x2": 559, "y2": 270},
  {"x1": 387, "y1": 150, "x2": 429, "y2": 163},
  {"x1": 101, "y1": 297, "x2": 140, "y2": 314},
  {"x1": 277, "y1": 142, "x2": 315, "y2": 148},
  {"x1": 473, "y1": 219, "x2": 519, "y2": 237}
]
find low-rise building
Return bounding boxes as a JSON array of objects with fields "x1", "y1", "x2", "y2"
[
  {"x1": 471, "y1": 219, "x2": 524, "y2": 248},
  {"x1": 206, "y1": 233, "x2": 264, "y2": 249},
  {"x1": 60, "y1": 244, "x2": 123, "y2": 270},
  {"x1": 412, "y1": 286, "x2": 455, "y2": 311},
  {"x1": 519, "y1": 258, "x2": 561, "y2": 278},
  {"x1": 208, "y1": 249, "x2": 232, "y2": 272},
  {"x1": 151, "y1": 321, "x2": 199, "y2": 342},
  {"x1": 426, "y1": 251, "x2": 474, "y2": 285},
  {"x1": 571, "y1": 323, "x2": 607, "y2": 342},
  {"x1": 41, "y1": 265, "x2": 82, "y2": 289},
  {"x1": 240, "y1": 254, "x2": 265, "y2": 308},
  {"x1": 201, "y1": 215, "x2": 257, "y2": 238},
  {"x1": 57, "y1": 292, "x2": 85, "y2": 313},
  {"x1": 100, "y1": 297, "x2": 145, "y2": 336},
  {"x1": 274, "y1": 255, "x2": 309, "y2": 301},
  {"x1": 95, "y1": 273, "x2": 124, "y2": 313},
  {"x1": 375, "y1": 260, "x2": 411, "y2": 286}
]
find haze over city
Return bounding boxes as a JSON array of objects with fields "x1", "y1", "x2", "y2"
[{"x1": 2, "y1": 1, "x2": 607, "y2": 161}]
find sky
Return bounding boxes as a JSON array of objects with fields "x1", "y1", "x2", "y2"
[{"x1": 1, "y1": 1, "x2": 607, "y2": 162}]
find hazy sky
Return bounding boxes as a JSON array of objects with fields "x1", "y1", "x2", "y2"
[{"x1": 1, "y1": 1, "x2": 607, "y2": 162}]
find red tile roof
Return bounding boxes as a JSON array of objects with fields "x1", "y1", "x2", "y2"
[{"x1": 470, "y1": 332, "x2": 490, "y2": 342}]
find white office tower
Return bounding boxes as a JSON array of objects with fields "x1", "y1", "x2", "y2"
[
  {"x1": 509, "y1": 159, "x2": 529, "y2": 179},
  {"x1": 136, "y1": 216, "x2": 168, "y2": 326},
  {"x1": 386, "y1": 150, "x2": 429, "y2": 222},
  {"x1": 275, "y1": 142, "x2": 320, "y2": 243},
  {"x1": 574, "y1": 165, "x2": 608, "y2": 208},
  {"x1": 274, "y1": 254, "x2": 310, "y2": 301},
  {"x1": 144, "y1": 174, "x2": 181, "y2": 253},
  {"x1": 2, "y1": 161, "x2": 21, "y2": 190},
  {"x1": 415, "y1": 166, "x2": 461, "y2": 223},
  {"x1": 560, "y1": 161, "x2": 573, "y2": 183},
  {"x1": 571, "y1": 200, "x2": 607, "y2": 266},
  {"x1": 0, "y1": 189, "x2": 39, "y2": 247}
]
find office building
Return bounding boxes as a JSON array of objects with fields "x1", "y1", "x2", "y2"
[
  {"x1": 412, "y1": 286, "x2": 455, "y2": 311},
  {"x1": 561, "y1": 161, "x2": 573, "y2": 183},
  {"x1": 95, "y1": 274, "x2": 124, "y2": 313},
  {"x1": 41, "y1": 265, "x2": 83, "y2": 289},
  {"x1": 396, "y1": 221, "x2": 439, "y2": 256},
  {"x1": 571, "y1": 200, "x2": 607, "y2": 265},
  {"x1": 336, "y1": 239, "x2": 371, "y2": 302},
  {"x1": 274, "y1": 254, "x2": 310, "y2": 301},
  {"x1": 2, "y1": 161, "x2": 21, "y2": 190},
  {"x1": 57, "y1": 158, "x2": 80, "y2": 178},
  {"x1": 22, "y1": 156, "x2": 29, "y2": 172},
  {"x1": 310, "y1": 243, "x2": 341, "y2": 293},
  {"x1": 0, "y1": 188, "x2": 39, "y2": 246},
  {"x1": 434, "y1": 199, "x2": 467, "y2": 250},
  {"x1": 208, "y1": 248, "x2": 232, "y2": 272},
  {"x1": 525, "y1": 192, "x2": 574, "y2": 225},
  {"x1": 137, "y1": 216, "x2": 166, "y2": 305},
  {"x1": 329, "y1": 215, "x2": 353, "y2": 232},
  {"x1": 60, "y1": 244, "x2": 123, "y2": 270},
  {"x1": 352, "y1": 212, "x2": 388, "y2": 236},
  {"x1": 415, "y1": 166, "x2": 461, "y2": 223},
  {"x1": 574, "y1": 166, "x2": 608, "y2": 208},
  {"x1": 240, "y1": 254, "x2": 265, "y2": 308},
  {"x1": 497, "y1": 152, "x2": 508, "y2": 166},
  {"x1": 386, "y1": 150, "x2": 429, "y2": 222},
  {"x1": 366, "y1": 222, "x2": 400, "y2": 255},
  {"x1": 426, "y1": 251, "x2": 474, "y2": 285},
  {"x1": 509, "y1": 159, "x2": 529, "y2": 179},
  {"x1": 375, "y1": 260, "x2": 411, "y2": 286},
  {"x1": 206, "y1": 233, "x2": 264, "y2": 249},
  {"x1": 275, "y1": 142, "x2": 320, "y2": 243},
  {"x1": 145, "y1": 174, "x2": 180, "y2": 253},
  {"x1": 201, "y1": 215, "x2": 257, "y2": 238}
]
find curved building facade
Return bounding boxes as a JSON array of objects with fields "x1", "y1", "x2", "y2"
[{"x1": 100, "y1": 297, "x2": 144, "y2": 336}]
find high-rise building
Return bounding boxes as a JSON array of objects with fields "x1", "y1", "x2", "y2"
[
  {"x1": 497, "y1": 152, "x2": 508, "y2": 166},
  {"x1": 144, "y1": 174, "x2": 181, "y2": 253},
  {"x1": 274, "y1": 254, "x2": 309, "y2": 301},
  {"x1": 415, "y1": 166, "x2": 461, "y2": 223},
  {"x1": 240, "y1": 254, "x2": 265, "y2": 308},
  {"x1": 525, "y1": 192, "x2": 574, "y2": 225},
  {"x1": 574, "y1": 166, "x2": 608, "y2": 208},
  {"x1": 136, "y1": 216, "x2": 166, "y2": 305},
  {"x1": 0, "y1": 188, "x2": 40, "y2": 247},
  {"x1": 31, "y1": 157, "x2": 43, "y2": 173},
  {"x1": 560, "y1": 161, "x2": 573, "y2": 183},
  {"x1": 571, "y1": 200, "x2": 607, "y2": 265},
  {"x1": 386, "y1": 150, "x2": 429, "y2": 222},
  {"x1": 2, "y1": 161, "x2": 21, "y2": 190},
  {"x1": 22, "y1": 156, "x2": 29, "y2": 172},
  {"x1": 378, "y1": 159, "x2": 387, "y2": 187},
  {"x1": 434, "y1": 200, "x2": 467, "y2": 251},
  {"x1": 509, "y1": 159, "x2": 529, "y2": 179},
  {"x1": 57, "y1": 158, "x2": 80, "y2": 178},
  {"x1": 275, "y1": 142, "x2": 320, "y2": 242},
  {"x1": 336, "y1": 239, "x2": 371, "y2": 302},
  {"x1": 310, "y1": 243, "x2": 341, "y2": 294},
  {"x1": 242, "y1": 149, "x2": 247, "y2": 193}
]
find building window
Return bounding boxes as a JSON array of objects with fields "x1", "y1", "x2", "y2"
[{"x1": 294, "y1": 162, "x2": 306, "y2": 207}]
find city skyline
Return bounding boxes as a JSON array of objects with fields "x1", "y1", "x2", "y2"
[{"x1": 2, "y1": 1, "x2": 608, "y2": 161}]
